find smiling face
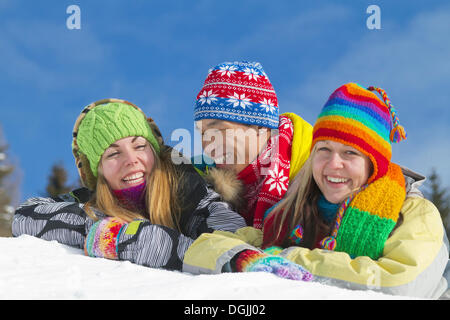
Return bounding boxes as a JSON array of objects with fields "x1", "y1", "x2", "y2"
[
  {"x1": 312, "y1": 140, "x2": 372, "y2": 204},
  {"x1": 99, "y1": 136, "x2": 155, "y2": 190},
  {"x1": 196, "y1": 119, "x2": 271, "y2": 174}
]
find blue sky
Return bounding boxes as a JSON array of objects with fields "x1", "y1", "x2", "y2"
[{"x1": 1, "y1": 0, "x2": 449, "y2": 203}]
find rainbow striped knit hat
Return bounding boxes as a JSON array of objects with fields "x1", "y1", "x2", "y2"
[
  {"x1": 312, "y1": 82, "x2": 406, "y2": 183},
  {"x1": 194, "y1": 61, "x2": 279, "y2": 129},
  {"x1": 312, "y1": 83, "x2": 407, "y2": 259}
]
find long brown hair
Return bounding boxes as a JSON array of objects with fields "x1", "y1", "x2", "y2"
[
  {"x1": 84, "y1": 145, "x2": 183, "y2": 231},
  {"x1": 265, "y1": 145, "x2": 333, "y2": 249}
]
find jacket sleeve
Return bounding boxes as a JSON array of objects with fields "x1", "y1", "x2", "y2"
[
  {"x1": 280, "y1": 197, "x2": 449, "y2": 299},
  {"x1": 104, "y1": 186, "x2": 246, "y2": 272},
  {"x1": 12, "y1": 196, "x2": 96, "y2": 249},
  {"x1": 183, "y1": 197, "x2": 449, "y2": 298},
  {"x1": 115, "y1": 220, "x2": 194, "y2": 271},
  {"x1": 181, "y1": 185, "x2": 247, "y2": 239},
  {"x1": 12, "y1": 195, "x2": 194, "y2": 271},
  {"x1": 175, "y1": 162, "x2": 247, "y2": 239},
  {"x1": 183, "y1": 227, "x2": 264, "y2": 274},
  {"x1": 83, "y1": 189, "x2": 246, "y2": 273},
  {"x1": 118, "y1": 183, "x2": 246, "y2": 271}
]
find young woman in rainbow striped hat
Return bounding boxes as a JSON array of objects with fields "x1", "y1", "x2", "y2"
[
  {"x1": 263, "y1": 83, "x2": 410, "y2": 255},
  {"x1": 183, "y1": 83, "x2": 449, "y2": 298}
]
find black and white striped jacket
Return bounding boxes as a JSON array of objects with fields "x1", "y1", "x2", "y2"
[{"x1": 12, "y1": 164, "x2": 246, "y2": 271}]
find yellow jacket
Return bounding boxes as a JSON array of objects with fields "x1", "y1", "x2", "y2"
[
  {"x1": 282, "y1": 112, "x2": 312, "y2": 181},
  {"x1": 183, "y1": 176, "x2": 449, "y2": 298}
]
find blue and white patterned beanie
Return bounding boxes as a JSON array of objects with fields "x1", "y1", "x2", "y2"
[{"x1": 194, "y1": 61, "x2": 279, "y2": 129}]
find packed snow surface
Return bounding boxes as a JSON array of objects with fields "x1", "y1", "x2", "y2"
[{"x1": 0, "y1": 235, "x2": 411, "y2": 300}]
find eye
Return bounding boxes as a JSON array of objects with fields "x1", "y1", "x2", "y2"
[
  {"x1": 106, "y1": 151, "x2": 120, "y2": 158},
  {"x1": 318, "y1": 147, "x2": 331, "y2": 152},
  {"x1": 345, "y1": 150, "x2": 359, "y2": 156},
  {"x1": 136, "y1": 144, "x2": 147, "y2": 150}
]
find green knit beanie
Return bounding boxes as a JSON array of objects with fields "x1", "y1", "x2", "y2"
[{"x1": 74, "y1": 101, "x2": 160, "y2": 179}]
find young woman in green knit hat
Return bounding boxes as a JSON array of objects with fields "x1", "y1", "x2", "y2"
[
  {"x1": 183, "y1": 84, "x2": 449, "y2": 298},
  {"x1": 12, "y1": 98, "x2": 249, "y2": 270}
]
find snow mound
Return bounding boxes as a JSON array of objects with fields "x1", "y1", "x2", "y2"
[{"x1": 0, "y1": 235, "x2": 411, "y2": 300}]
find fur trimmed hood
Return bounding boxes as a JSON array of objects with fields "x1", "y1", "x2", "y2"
[{"x1": 203, "y1": 168, "x2": 246, "y2": 212}]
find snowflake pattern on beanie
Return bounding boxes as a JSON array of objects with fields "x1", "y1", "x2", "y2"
[{"x1": 194, "y1": 61, "x2": 279, "y2": 129}]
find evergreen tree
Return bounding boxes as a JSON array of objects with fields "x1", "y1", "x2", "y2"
[
  {"x1": 45, "y1": 161, "x2": 74, "y2": 197},
  {"x1": 0, "y1": 131, "x2": 15, "y2": 237},
  {"x1": 424, "y1": 168, "x2": 450, "y2": 238}
]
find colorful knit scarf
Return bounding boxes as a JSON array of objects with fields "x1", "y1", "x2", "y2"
[
  {"x1": 237, "y1": 115, "x2": 294, "y2": 228},
  {"x1": 277, "y1": 163, "x2": 406, "y2": 260},
  {"x1": 112, "y1": 181, "x2": 147, "y2": 215},
  {"x1": 318, "y1": 162, "x2": 405, "y2": 259}
]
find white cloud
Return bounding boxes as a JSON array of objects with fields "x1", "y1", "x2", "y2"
[{"x1": 283, "y1": 6, "x2": 450, "y2": 186}]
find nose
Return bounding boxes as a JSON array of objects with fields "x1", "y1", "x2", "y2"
[
  {"x1": 327, "y1": 152, "x2": 344, "y2": 169},
  {"x1": 123, "y1": 149, "x2": 139, "y2": 166}
]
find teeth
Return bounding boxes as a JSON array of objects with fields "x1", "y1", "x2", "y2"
[
  {"x1": 326, "y1": 176, "x2": 348, "y2": 183},
  {"x1": 123, "y1": 172, "x2": 144, "y2": 182}
]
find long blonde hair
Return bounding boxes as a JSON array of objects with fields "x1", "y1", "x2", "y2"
[
  {"x1": 265, "y1": 145, "x2": 332, "y2": 248},
  {"x1": 84, "y1": 145, "x2": 182, "y2": 231}
]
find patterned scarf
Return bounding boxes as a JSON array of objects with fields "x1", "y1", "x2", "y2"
[
  {"x1": 112, "y1": 181, "x2": 147, "y2": 215},
  {"x1": 318, "y1": 162, "x2": 405, "y2": 259},
  {"x1": 268, "y1": 163, "x2": 406, "y2": 259},
  {"x1": 237, "y1": 115, "x2": 294, "y2": 229}
]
